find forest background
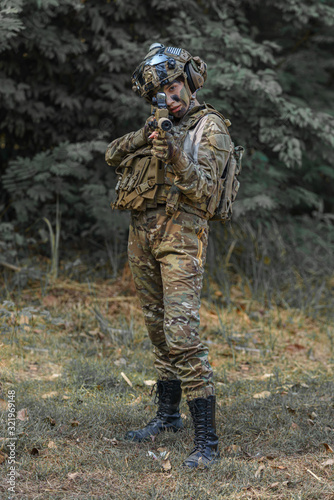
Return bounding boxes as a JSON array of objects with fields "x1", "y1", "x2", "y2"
[{"x1": 0, "y1": 0, "x2": 334, "y2": 307}]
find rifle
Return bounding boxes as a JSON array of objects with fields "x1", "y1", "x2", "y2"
[{"x1": 149, "y1": 92, "x2": 172, "y2": 184}]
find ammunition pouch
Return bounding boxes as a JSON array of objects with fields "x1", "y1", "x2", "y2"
[{"x1": 112, "y1": 147, "x2": 159, "y2": 212}]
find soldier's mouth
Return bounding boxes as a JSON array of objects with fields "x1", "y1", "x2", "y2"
[{"x1": 170, "y1": 105, "x2": 182, "y2": 113}]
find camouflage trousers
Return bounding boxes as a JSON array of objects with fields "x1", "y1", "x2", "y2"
[{"x1": 128, "y1": 207, "x2": 214, "y2": 399}]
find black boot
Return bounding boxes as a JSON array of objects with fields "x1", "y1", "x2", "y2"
[
  {"x1": 124, "y1": 379, "x2": 183, "y2": 442},
  {"x1": 183, "y1": 395, "x2": 219, "y2": 468}
]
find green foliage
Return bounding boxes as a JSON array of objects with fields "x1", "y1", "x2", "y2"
[
  {"x1": 207, "y1": 214, "x2": 334, "y2": 313},
  {"x1": 0, "y1": 0, "x2": 24, "y2": 51},
  {"x1": 0, "y1": 0, "x2": 333, "y2": 268}
]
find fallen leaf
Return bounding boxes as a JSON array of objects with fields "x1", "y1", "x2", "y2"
[
  {"x1": 260, "y1": 373, "x2": 274, "y2": 380},
  {"x1": 253, "y1": 391, "x2": 271, "y2": 399},
  {"x1": 42, "y1": 295, "x2": 58, "y2": 307},
  {"x1": 270, "y1": 465, "x2": 287, "y2": 470},
  {"x1": 20, "y1": 315, "x2": 30, "y2": 325},
  {"x1": 68, "y1": 472, "x2": 80, "y2": 480},
  {"x1": 103, "y1": 437, "x2": 118, "y2": 446},
  {"x1": 162, "y1": 459, "x2": 172, "y2": 471},
  {"x1": 144, "y1": 380, "x2": 156, "y2": 386},
  {"x1": 322, "y1": 458, "x2": 334, "y2": 467},
  {"x1": 70, "y1": 420, "x2": 80, "y2": 427},
  {"x1": 255, "y1": 464, "x2": 265, "y2": 478},
  {"x1": 0, "y1": 451, "x2": 8, "y2": 464},
  {"x1": 0, "y1": 398, "x2": 8, "y2": 410},
  {"x1": 41, "y1": 391, "x2": 58, "y2": 399},
  {"x1": 226, "y1": 444, "x2": 240, "y2": 453},
  {"x1": 17, "y1": 408, "x2": 29, "y2": 421},
  {"x1": 290, "y1": 422, "x2": 299, "y2": 430},
  {"x1": 285, "y1": 343, "x2": 306, "y2": 352},
  {"x1": 62, "y1": 395, "x2": 70, "y2": 400},
  {"x1": 128, "y1": 396, "x2": 141, "y2": 406},
  {"x1": 323, "y1": 443, "x2": 334, "y2": 453},
  {"x1": 48, "y1": 441, "x2": 57, "y2": 449},
  {"x1": 269, "y1": 482, "x2": 279, "y2": 489}
]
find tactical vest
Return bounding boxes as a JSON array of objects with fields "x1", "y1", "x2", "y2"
[{"x1": 111, "y1": 104, "x2": 243, "y2": 222}]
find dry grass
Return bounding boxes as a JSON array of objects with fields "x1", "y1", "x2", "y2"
[{"x1": 0, "y1": 266, "x2": 333, "y2": 499}]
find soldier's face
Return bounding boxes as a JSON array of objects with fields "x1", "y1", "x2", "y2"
[{"x1": 162, "y1": 80, "x2": 191, "y2": 119}]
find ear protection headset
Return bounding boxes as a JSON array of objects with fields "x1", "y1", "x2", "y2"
[{"x1": 184, "y1": 58, "x2": 206, "y2": 94}]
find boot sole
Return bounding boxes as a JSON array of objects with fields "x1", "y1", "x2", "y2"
[
  {"x1": 124, "y1": 424, "x2": 184, "y2": 443},
  {"x1": 182, "y1": 451, "x2": 220, "y2": 469}
]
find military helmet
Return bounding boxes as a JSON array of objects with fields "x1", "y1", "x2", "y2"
[{"x1": 132, "y1": 43, "x2": 207, "y2": 101}]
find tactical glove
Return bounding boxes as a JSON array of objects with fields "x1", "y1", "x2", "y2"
[
  {"x1": 143, "y1": 115, "x2": 157, "y2": 143},
  {"x1": 151, "y1": 132, "x2": 182, "y2": 164},
  {"x1": 131, "y1": 116, "x2": 156, "y2": 148}
]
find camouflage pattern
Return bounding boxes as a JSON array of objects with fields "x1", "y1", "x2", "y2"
[
  {"x1": 105, "y1": 127, "x2": 147, "y2": 168},
  {"x1": 106, "y1": 104, "x2": 232, "y2": 217},
  {"x1": 105, "y1": 103, "x2": 232, "y2": 399},
  {"x1": 128, "y1": 207, "x2": 213, "y2": 399}
]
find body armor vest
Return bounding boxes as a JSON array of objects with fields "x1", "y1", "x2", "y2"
[{"x1": 111, "y1": 104, "x2": 242, "y2": 221}]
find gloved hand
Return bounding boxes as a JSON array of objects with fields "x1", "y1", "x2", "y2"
[
  {"x1": 143, "y1": 115, "x2": 156, "y2": 143},
  {"x1": 131, "y1": 116, "x2": 156, "y2": 148},
  {"x1": 151, "y1": 132, "x2": 182, "y2": 163}
]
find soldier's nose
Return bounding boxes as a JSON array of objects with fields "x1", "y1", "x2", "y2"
[{"x1": 166, "y1": 94, "x2": 174, "y2": 107}]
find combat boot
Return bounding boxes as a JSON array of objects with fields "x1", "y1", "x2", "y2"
[
  {"x1": 183, "y1": 395, "x2": 219, "y2": 468},
  {"x1": 124, "y1": 379, "x2": 183, "y2": 442}
]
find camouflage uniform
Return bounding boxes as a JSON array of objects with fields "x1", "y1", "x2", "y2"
[{"x1": 106, "y1": 104, "x2": 231, "y2": 399}]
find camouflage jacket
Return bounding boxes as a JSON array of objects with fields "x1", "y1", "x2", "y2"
[{"x1": 105, "y1": 103, "x2": 232, "y2": 218}]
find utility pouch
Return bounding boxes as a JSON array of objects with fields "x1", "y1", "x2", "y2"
[
  {"x1": 210, "y1": 144, "x2": 244, "y2": 222},
  {"x1": 111, "y1": 148, "x2": 158, "y2": 212},
  {"x1": 165, "y1": 184, "x2": 181, "y2": 216}
]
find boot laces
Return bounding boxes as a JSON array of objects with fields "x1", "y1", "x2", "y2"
[
  {"x1": 192, "y1": 400, "x2": 209, "y2": 451},
  {"x1": 148, "y1": 380, "x2": 178, "y2": 421}
]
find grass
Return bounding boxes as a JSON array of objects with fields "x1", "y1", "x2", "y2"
[{"x1": 0, "y1": 265, "x2": 333, "y2": 499}]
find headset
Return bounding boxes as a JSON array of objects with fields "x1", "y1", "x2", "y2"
[{"x1": 184, "y1": 59, "x2": 206, "y2": 94}]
